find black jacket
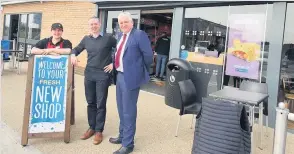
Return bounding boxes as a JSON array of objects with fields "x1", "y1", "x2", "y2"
[{"x1": 155, "y1": 36, "x2": 170, "y2": 56}]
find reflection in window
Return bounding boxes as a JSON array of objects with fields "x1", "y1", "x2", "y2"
[
  {"x1": 281, "y1": 3, "x2": 294, "y2": 115},
  {"x1": 19, "y1": 14, "x2": 27, "y2": 38},
  {"x1": 27, "y1": 13, "x2": 42, "y2": 40},
  {"x1": 183, "y1": 6, "x2": 229, "y2": 54},
  {"x1": 3, "y1": 15, "x2": 11, "y2": 40}
]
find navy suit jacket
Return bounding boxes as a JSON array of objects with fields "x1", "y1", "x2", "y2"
[{"x1": 112, "y1": 29, "x2": 153, "y2": 90}]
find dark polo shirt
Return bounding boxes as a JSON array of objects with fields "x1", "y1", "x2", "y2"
[
  {"x1": 72, "y1": 34, "x2": 117, "y2": 81},
  {"x1": 34, "y1": 36, "x2": 72, "y2": 49}
]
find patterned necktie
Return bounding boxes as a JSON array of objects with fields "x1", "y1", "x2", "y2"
[{"x1": 115, "y1": 34, "x2": 127, "y2": 69}]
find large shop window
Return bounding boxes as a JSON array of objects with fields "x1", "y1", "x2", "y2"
[
  {"x1": 281, "y1": 3, "x2": 294, "y2": 114},
  {"x1": 180, "y1": 4, "x2": 272, "y2": 95}
]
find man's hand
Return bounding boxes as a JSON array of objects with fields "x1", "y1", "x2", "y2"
[
  {"x1": 71, "y1": 55, "x2": 78, "y2": 66},
  {"x1": 104, "y1": 63, "x2": 113, "y2": 73}
]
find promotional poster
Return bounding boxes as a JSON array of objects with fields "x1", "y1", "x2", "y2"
[{"x1": 225, "y1": 13, "x2": 266, "y2": 80}]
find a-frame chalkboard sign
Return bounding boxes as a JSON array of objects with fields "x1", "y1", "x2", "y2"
[{"x1": 21, "y1": 55, "x2": 75, "y2": 146}]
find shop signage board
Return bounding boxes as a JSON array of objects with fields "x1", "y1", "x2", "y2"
[
  {"x1": 225, "y1": 13, "x2": 266, "y2": 80},
  {"x1": 21, "y1": 55, "x2": 75, "y2": 146}
]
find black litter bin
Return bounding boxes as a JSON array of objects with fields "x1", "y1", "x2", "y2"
[{"x1": 165, "y1": 58, "x2": 192, "y2": 109}]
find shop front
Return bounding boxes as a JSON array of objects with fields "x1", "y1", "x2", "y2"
[{"x1": 96, "y1": 1, "x2": 294, "y2": 128}]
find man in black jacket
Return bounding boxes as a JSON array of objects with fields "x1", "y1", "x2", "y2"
[{"x1": 154, "y1": 32, "x2": 170, "y2": 81}]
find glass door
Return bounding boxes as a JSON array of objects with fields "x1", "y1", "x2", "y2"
[{"x1": 106, "y1": 10, "x2": 141, "y2": 39}]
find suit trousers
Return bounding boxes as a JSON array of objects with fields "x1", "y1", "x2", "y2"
[
  {"x1": 84, "y1": 77, "x2": 110, "y2": 132},
  {"x1": 116, "y1": 72, "x2": 140, "y2": 148}
]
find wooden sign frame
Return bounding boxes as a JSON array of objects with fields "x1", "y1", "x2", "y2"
[{"x1": 21, "y1": 55, "x2": 75, "y2": 146}]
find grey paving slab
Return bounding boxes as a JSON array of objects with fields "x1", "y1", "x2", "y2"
[{"x1": 0, "y1": 122, "x2": 42, "y2": 154}]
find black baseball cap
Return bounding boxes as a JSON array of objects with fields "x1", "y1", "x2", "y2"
[{"x1": 51, "y1": 23, "x2": 63, "y2": 31}]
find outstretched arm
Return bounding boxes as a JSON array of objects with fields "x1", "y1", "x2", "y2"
[
  {"x1": 71, "y1": 36, "x2": 86, "y2": 66},
  {"x1": 71, "y1": 36, "x2": 86, "y2": 56}
]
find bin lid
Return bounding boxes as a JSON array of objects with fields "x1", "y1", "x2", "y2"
[{"x1": 167, "y1": 58, "x2": 192, "y2": 70}]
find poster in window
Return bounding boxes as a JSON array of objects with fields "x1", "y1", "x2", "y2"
[{"x1": 225, "y1": 14, "x2": 266, "y2": 80}]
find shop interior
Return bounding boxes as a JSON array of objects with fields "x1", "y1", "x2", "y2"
[
  {"x1": 10, "y1": 14, "x2": 19, "y2": 41},
  {"x1": 139, "y1": 11, "x2": 173, "y2": 96}
]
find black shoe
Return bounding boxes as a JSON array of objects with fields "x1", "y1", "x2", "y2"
[
  {"x1": 153, "y1": 75, "x2": 159, "y2": 78},
  {"x1": 113, "y1": 146, "x2": 134, "y2": 154},
  {"x1": 109, "y1": 137, "x2": 122, "y2": 144}
]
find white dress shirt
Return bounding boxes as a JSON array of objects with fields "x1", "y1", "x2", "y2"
[{"x1": 115, "y1": 32, "x2": 130, "y2": 72}]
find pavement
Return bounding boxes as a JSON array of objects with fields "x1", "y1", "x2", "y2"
[
  {"x1": 1, "y1": 62, "x2": 294, "y2": 154},
  {"x1": 0, "y1": 122, "x2": 42, "y2": 154}
]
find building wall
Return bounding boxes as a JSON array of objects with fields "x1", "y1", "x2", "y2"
[{"x1": 0, "y1": 1, "x2": 96, "y2": 68}]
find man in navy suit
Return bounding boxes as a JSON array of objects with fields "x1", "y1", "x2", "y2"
[{"x1": 109, "y1": 12, "x2": 153, "y2": 154}]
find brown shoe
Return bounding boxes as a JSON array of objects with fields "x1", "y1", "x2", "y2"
[
  {"x1": 93, "y1": 132, "x2": 103, "y2": 145},
  {"x1": 80, "y1": 129, "x2": 95, "y2": 140}
]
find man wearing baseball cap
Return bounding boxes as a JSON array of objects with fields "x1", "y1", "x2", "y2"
[{"x1": 31, "y1": 23, "x2": 72, "y2": 55}]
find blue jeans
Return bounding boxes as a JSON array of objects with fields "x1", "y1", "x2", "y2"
[{"x1": 156, "y1": 54, "x2": 168, "y2": 78}]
